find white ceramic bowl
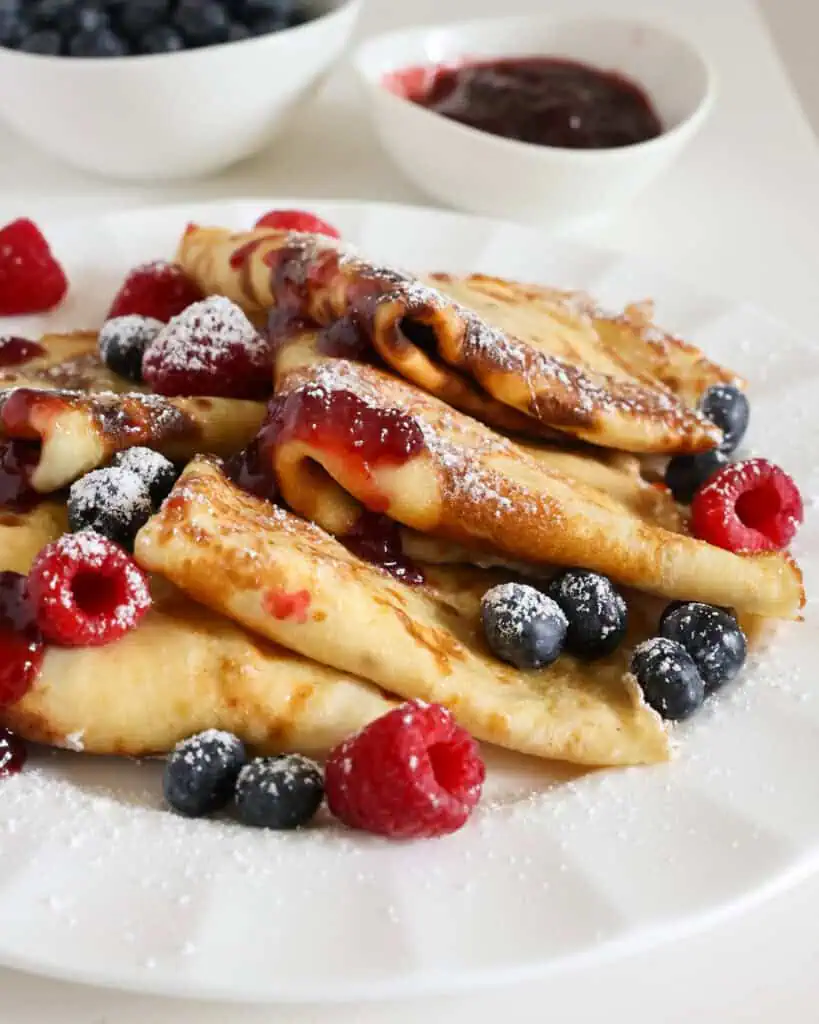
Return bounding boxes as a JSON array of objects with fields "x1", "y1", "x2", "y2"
[
  {"x1": 353, "y1": 15, "x2": 715, "y2": 230},
  {"x1": 0, "y1": 0, "x2": 360, "y2": 182}
]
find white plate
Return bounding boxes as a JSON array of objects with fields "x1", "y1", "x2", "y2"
[{"x1": 0, "y1": 199, "x2": 817, "y2": 1004}]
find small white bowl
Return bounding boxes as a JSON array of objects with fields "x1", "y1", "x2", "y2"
[
  {"x1": 0, "y1": 0, "x2": 361, "y2": 182},
  {"x1": 353, "y1": 15, "x2": 715, "y2": 230}
]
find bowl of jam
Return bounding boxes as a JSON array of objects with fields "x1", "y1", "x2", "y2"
[{"x1": 353, "y1": 15, "x2": 714, "y2": 228}]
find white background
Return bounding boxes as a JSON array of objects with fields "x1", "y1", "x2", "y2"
[{"x1": 1, "y1": 0, "x2": 818, "y2": 1019}]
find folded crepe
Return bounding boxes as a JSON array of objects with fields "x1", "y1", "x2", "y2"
[
  {"x1": 177, "y1": 225, "x2": 727, "y2": 454},
  {"x1": 0, "y1": 504, "x2": 393, "y2": 757},
  {"x1": 0, "y1": 333, "x2": 265, "y2": 492},
  {"x1": 135, "y1": 457, "x2": 669, "y2": 767},
  {"x1": 262, "y1": 329, "x2": 803, "y2": 619},
  {"x1": 426, "y1": 275, "x2": 741, "y2": 410}
]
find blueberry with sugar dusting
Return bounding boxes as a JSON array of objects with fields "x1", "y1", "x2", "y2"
[
  {"x1": 481, "y1": 582, "x2": 567, "y2": 670},
  {"x1": 234, "y1": 753, "x2": 324, "y2": 829},
  {"x1": 630, "y1": 637, "x2": 705, "y2": 721},
  {"x1": 68, "y1": 466, "x2": 152, "y2": 551},
  {"x1": 164, "y1": 729, "x2": 246, "y2": 817},
  {"x1": 700, "y1": 384, "x2": 750, "y2": 455},
  {"x1": 659, "y1": 599, "x2": 733, "y2": 631},
  {"x1": 664, "y1": 449, "x2": 727, "y2": 505},
  {"x1": 98, "y1": 314, "x2": 163, "y2": 383},
  {"x1": 660, "y1": 602, "x2": 747, "y2": 693},
  {"x1": 111, "y1": 447, "x2": 178, "y2": 506},
  {"x1": 547, "y1": 569, "x2": 627, "y2": 660}
]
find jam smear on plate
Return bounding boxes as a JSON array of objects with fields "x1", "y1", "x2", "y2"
[{"x1": 388, "y1": 57, "x2": 662, "y2": 150}]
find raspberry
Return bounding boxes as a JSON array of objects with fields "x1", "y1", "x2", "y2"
[
  {"x1": 142, "y1": 296, "x2": 272, "y2": 399},
  {"x1": 107, "y1": 260, "x2": 204, "y2": 322},
  {"x1": 325, "y1": 701, "x2": 485, "y2": 839},
  {"x1": 254, "y1": 209, "x2": 341, "y2": 238},
  {"x1": 0, "y1": 218, "x2": 68, "y2": 315},
  {"x1": 691, "y1": 458, "x2": 804, "y2": 552},
  {"x1": 27, "y1": 531, "x2": 151, "y2": 647}
]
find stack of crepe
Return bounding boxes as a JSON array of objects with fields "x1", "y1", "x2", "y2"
[{"x1": 0, "y1": 225, "x2": 804, "y2": 771}]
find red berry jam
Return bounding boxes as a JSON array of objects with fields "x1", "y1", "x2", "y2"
[
  {"x1": 343, "y1": 511, "x2": 425, "y2": 585},
  {"x1": 0, "y1": 570, "x2": 45, "y2": 708},
  {"x1": 0, "y1": 336, "x2": 45, "y2": 368},
  {"x1": 265, "y1": 385, "x2": 425, "y2": 511},
  {"x1": 0, "y1": 729, "x2": 27, "y2": 777},
  {"x1": 387, "y1": 57, "x2": 662, "y2": 150},
  {"x1": 229, "y1": 237, "x2": 266, "y2": 271},
  {"x1": 0, "y1": 439, "x2": 42, "y2": 510}
]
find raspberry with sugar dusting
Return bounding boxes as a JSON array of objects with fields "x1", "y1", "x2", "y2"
[
  {"x1": 107, "y1": 260, "x2": 204, "y2": 323},
  {"x1": 28, "y1": 531, "x2": 151, "y2": 648},
  {"x1": 325, "y1": 700, "x2": 485, "y2": 839},
  {"x1": 0, "y1": 218, "x2": 68, "y2": 315},
  {"x1": 254, "y1": 209, "x2": 340, "y2": 238},
  {"x1": 142, "y1": 296, "x2": 272, "y2": 399},
  {"x1": 691, "y1": 457, "x2": 803, "y2": 552}
]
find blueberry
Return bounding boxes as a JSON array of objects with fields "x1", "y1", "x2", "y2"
[
  {"x1": 27, "y1": 0, "x2": 70, "y2": 28},
  {"x1": 481, "y1": 582, "x2": 567, "y2": 670},
  {"x1": 630, "y1": 637, "x2": 705, "y2": 721},
  {"x1": 659, "y1": 599, "x2": 734, "y2": 631},
  {"x1": 700, "y1": 384, "x2": 750, "y2": 454},
  {"x1": 248, "y1": 11, "x2": 288, "y2": 33},
  {"x1": 0, "y1": 4, "x2": 25, "y2": 48},
  {"x1": 664, "y1": 448, "x2": 727, "y2": 505},
  {"x1": 115, "y1": 0, "x2": 168, "y2": 38},
  {"x1": 111, "y1": 446, "x2": 178, "y2": 506},
  {"x1": 98, "y1": 315, "x2": 163, "y2": 382},
  {"x1": 174, "y1": 0, "x2": 229, "y2": 47},
  {"x1": 226, "y1": 20, "x2": 250, "y2": 41},
  {"x1": 660, "y1": 602, "x2": 747, "y2": 693},
  {"x1": 238, "y1": 0, "x2": 299, "y2": 17},
  {"x1": 547, "y1": 569, "x2": 628, "y2": 660},
  {"x1": 164, "y1": 729, "x2": 246, "y2": 817},
  {"x1": 68, "y1": 466, "x2": 152, "y2": 550},
  {"x1": 234, "y1": 754, "x2": 324, "y2": 829},
  {"x1": 138, "y1": 23, "x2": 183, "y2": 52},
  {"x1": 69, "y1": 23, "x2": 127, "y2": 55},
  {"x1": 18, "y1": 27, "x2": 62, "y2": 52}
]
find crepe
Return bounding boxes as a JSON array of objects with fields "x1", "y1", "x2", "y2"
[
  {"x1": 264, "y1": 329, "x2": 803, "y2": 620},
  {"x1": 176, "y1": 225, "x2": 726, "y2": 454},
  {"x1": 135, "y1": 457, "x2": 670, "y2": 767},
  {"x1": 0, "y1": 332, "x2": 266, "y2": 492},
  {"x1": 426, "y1": 275, "x2": 741, "y2": 410},
  {"x1": 0, "y1": 504, "x2": 393, "y2": 757}
]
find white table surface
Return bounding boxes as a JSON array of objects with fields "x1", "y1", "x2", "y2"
[{"x1": 1, "y1": 0, "x2": 818, "y2": 1020}]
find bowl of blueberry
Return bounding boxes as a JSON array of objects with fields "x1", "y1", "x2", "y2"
[{"x1": 0, "y1": 0, "x2": 361, "y2": 180}]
